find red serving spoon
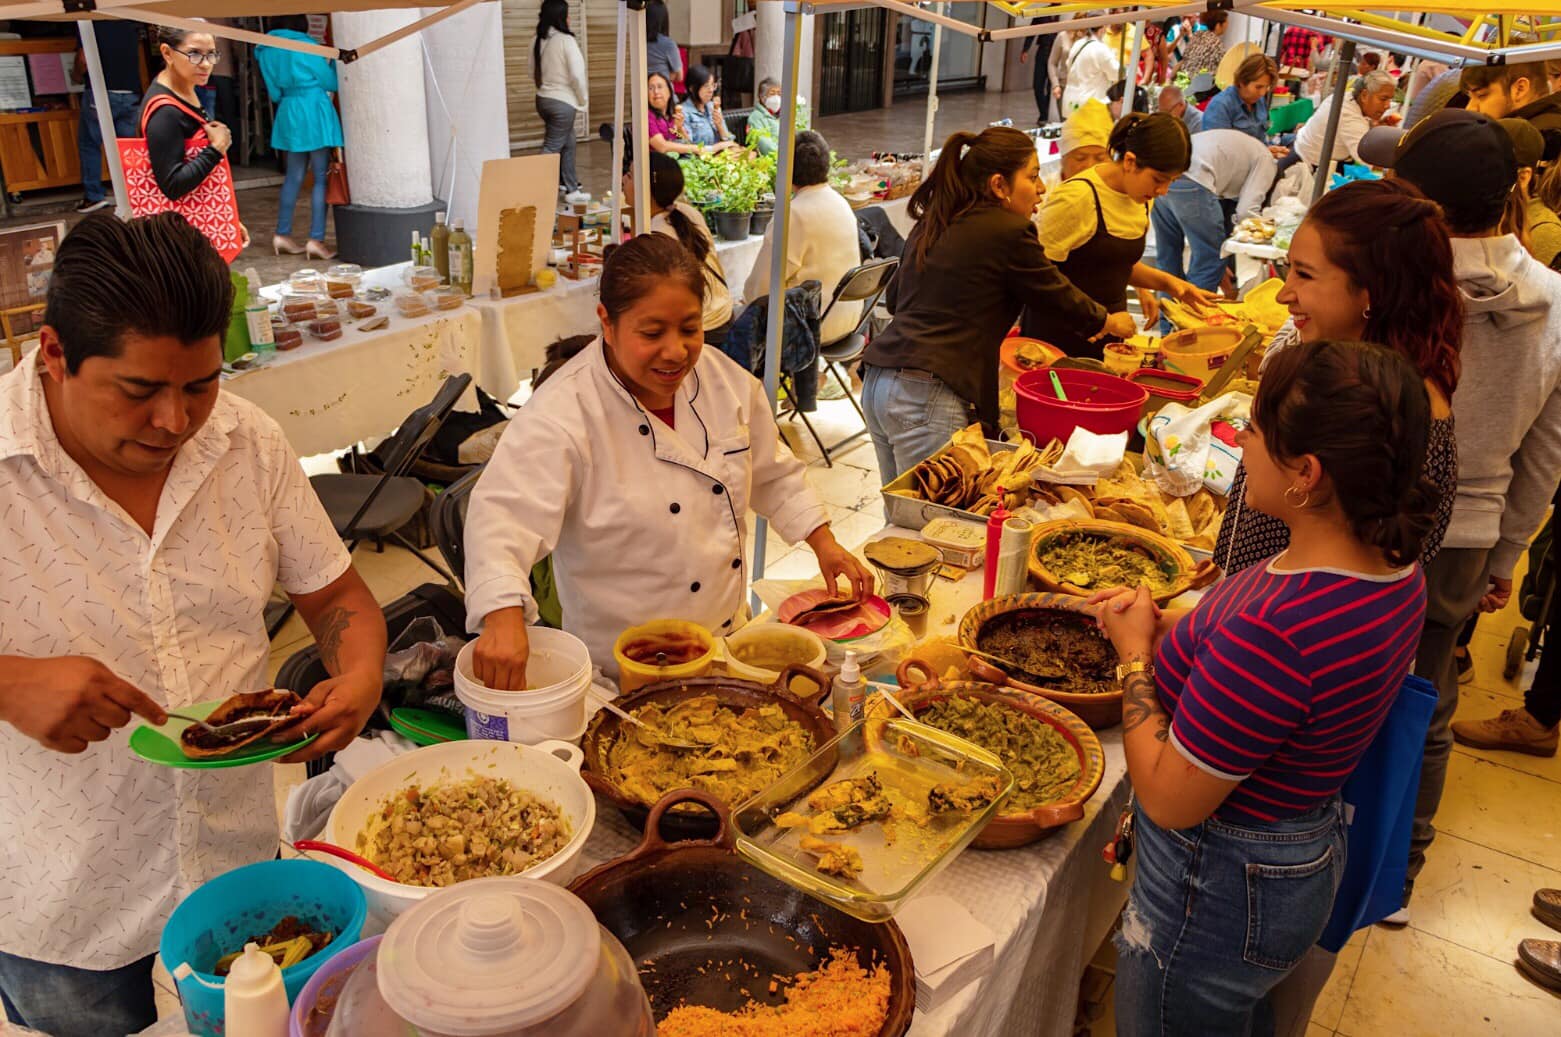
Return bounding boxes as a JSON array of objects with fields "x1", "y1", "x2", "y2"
[{"x1": 293, "y1": 839, "x2": 396, "y2": 882}]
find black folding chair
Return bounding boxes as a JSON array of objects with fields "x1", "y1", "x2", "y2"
[
  {"x1": 429, "y1": 464, "x2": 484, "y2": 589},
  {"x1": 782, "y1": 257, "x2": 898, "y2": 467}
]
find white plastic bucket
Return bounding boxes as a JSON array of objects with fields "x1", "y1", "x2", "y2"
[{"x1": 454, "y1": 630, "x2": 592, "y2": 744}]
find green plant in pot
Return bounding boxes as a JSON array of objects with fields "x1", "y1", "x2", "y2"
[{"x1": 708, "y1": 155, "x2": 763, "y2": 241}]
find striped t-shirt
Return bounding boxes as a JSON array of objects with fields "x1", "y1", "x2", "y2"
[{"x1": 1156, "y1": 559, "x2": 1427, "y2": 823}]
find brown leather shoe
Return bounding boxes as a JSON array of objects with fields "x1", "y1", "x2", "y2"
[
  {"x1": 1451, "y1": 708, "x2": 1559, "y2": 757},
  {"x1": 1536, "y1": 889, "x2": 1561, "y2": 934},
  {"x1": 1517, "y1": 939, "x2": 1561, "y2": 993}
]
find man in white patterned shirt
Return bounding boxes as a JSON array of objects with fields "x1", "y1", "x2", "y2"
[{"x1": 0, "y1": 214, "x2": 387, "y2": 1036}]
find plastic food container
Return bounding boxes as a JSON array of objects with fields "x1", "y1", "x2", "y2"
[
  {"x1": 323, "y1": 740, "x2": 597, "y2": 927},
  {"x1": 404, "y1": 265, "x2": 442, "y2": 292},
  {"x1": 273, "y1": 323, "x2": 304, "y2": 351},
  {"x1": 1128, "y1": 368, "x2": 1205, "y2": 414},
  {"x1": 721, "y1": 623, "x2": 828, "y2": 698},
  {"x1": 160, "y1": 859, "x2": 366, "y2": 1037},
  {"x1": 324, "y1": 264, "x2": 363, "y2": 299},
  {"x1": 289, "y1": 934, "x2": 380, "y2": 1037},
  {"x1": 288, "y1": 269, "x2": 324, "y2": 295},
  {"x1": 306, "y1": 879, "x2": 653, "y2": 1037},
  {"x1": 307, "y1": 318, "x2": 343, "y2": 342},
  {"x1": 613, "y1": 619, "x2": 717, "y2": 694},
  {"x1": 432, "y1": 287, "x2": 465, "y2": 310},
  {"x1": 310, "y1": 297, "x2": 341, "y2": 320},
  {"x1": 1103, "y1": 341, "x2": 1146, "y2": 376},
  {"x1": 1014, "y1": 368, "x2": 1148, "y2": 447},
  {"x1": 733, "y1": 717, "x2": 1014, "y2": 922},
  {"x1": 1160, "y1": 326, "x2": 1245, "y2": 382},
  {"x1": 346, "y1": 300, "x2": 377, "y2": 319},
  {"x1": 279, "y1": 293, "x2": 321, "y2": 322},
  {"x1": 395, "y1": 291, "x2": 432, "y2": 318},
  {"x1": 921, "y1": 516, "x2": 986, "y2": 569},
  {"x1": 453, "y1": 629, "x2": 593, "y2": 743}
]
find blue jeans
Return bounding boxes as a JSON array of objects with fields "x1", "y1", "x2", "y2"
[
  {"x1": 1152, "y1": 178, "x2": 1229, "y2": 292},
  {"x1": 278, "y1": 147, "x2": 333, "y2": 241},
  {"x1": 861, "y1": 364, "x2": 975, "y2": 483},
  {"x1": 78, "y1": 89, "x2": 141, "y2": 202},
  {"x1": 0, "y1": 949, "x2": 156, "y2": 1037},
  {"x1": 1115, "y1": 798, "x2": 1347, "y2": 1037}
]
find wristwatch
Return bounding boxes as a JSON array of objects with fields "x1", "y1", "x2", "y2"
[{"x1": 1116, "y1": 659, "x2": 1155, "y2": 683}]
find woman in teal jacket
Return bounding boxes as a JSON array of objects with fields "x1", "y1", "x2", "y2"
[{"x1": 257, "y1": 18, "x2": 343, "y2": 259}]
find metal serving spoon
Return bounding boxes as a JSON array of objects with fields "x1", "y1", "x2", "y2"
[{"x1": 584, "y1": 688, "x2": 703, "y2": 751}]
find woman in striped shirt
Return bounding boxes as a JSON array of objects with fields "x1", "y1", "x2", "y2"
[{"x1": 1094, "y1": 340, "x2": 1435, "y2": 1035}]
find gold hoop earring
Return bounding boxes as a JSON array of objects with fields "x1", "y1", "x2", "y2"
[{"x1": 1284, "y1": 485, "x2": 1311, "y2": 509}]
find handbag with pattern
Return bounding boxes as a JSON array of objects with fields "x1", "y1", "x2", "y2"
[{"x1": 117, "y1": 94, "x2": 245, "y2": 262}]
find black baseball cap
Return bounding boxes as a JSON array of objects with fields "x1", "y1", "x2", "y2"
[{"x1": 1357, "y1": 108, "x2": 1518, "y2": 209}]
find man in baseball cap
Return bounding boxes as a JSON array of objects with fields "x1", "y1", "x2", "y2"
[{"x1": 1359, "y1": 106, "x2": 1561, "y2": 929}]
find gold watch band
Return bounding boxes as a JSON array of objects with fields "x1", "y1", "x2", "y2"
[{"x1": 1117, "y1": 659, "x2": 1154, "y2": 683}]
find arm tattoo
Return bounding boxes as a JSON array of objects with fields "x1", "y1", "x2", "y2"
[
  {"x1": 316, "y1": 606, "x2": 354, "y2": 674},
  {"x1": 1121, "y1": 670, "x2": 1170, "y2": 743}
]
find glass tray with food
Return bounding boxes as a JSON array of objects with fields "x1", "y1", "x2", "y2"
[{"x1": 732, "y1": 718, "x2": 1013, "y2": 922}]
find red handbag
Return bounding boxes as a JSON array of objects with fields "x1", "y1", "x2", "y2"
[
  {"x1": 325, "y1": 148, "x2": 350, "y2": 207},
  {"x1": 117, "y1": 94, "x2": 245, "y2": 263}
]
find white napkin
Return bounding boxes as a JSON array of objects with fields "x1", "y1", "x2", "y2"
[
  {"x1": 1037, "y1": 427, "x2": 1129, "y2": 485},
  {"x1": 895, "y1": 895, "x2": 996, "y2": 1012}
]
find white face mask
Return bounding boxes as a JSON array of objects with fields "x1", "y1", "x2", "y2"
[{"x1": 763, "y1": 94, "x2": 783, "y2": 115}]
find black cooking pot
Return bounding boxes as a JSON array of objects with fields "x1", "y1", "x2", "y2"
[{"x1": 568, "y1": 790, "x2": 915, "y2": 1035}]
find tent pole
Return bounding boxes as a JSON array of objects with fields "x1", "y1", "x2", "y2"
[
  {"x1": 921, "y1": 2, "x2": 945, "y2": 179},
  {"x1": 105, "y1": 7, "x2": 338, "y2": 59},
  {"x1": 1125, "y1": 19, "x2": 1144, "y2": 109},
  {"x1": 77, "y1": 18, "x2": 130, "y2": 219},
  {"x1": 754, "y1": 0, "x2": 805, "y2": 588},
  {"x1": 629, "y1": 1, "x2": 650, "y2": 226},
  {"x1": 1310, "y1": 40, "x2": 1356, "y2": 206},
  {"x1": 347, "y1": 0, "x2": 484, "y2": 61},
  {"x1": 610, "y1": 0, "x2": 627, "y2": 237}
]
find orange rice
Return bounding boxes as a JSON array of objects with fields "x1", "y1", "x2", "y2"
[{"x1": 656, "y1": 949, "x2": 892, "y2": 1037}]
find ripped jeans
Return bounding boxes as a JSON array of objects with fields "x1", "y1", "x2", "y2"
[{"x1": 1115, "y1": 798, "x2": 1346, "y2": 1037}]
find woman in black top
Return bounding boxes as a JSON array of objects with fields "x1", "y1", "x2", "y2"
[
  {"x1": 861, "y1": 126, "x2": 1137, "y2": 480},
  {"x1": 140, "y1": 26, "x2": 248, "y2": 246},
  {"x1": 1216, "y1": 179, "x2": 1462, "y2": 575}
]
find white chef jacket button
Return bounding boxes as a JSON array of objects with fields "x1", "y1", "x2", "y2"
[
  {"x1": 712, "y1": 484, "x2": 724, "y2": 495},
  {"x1": 670, "y1": 503, "x2": 681, "y2": 514},
  {"x1": 691, "y1": 581, "x2": 701, "y2": 592},
  {"x1": 639, "y1": 424, "x2": 650, "y2": 436},
  {"x1": 731, "y1": 558, "x2": 740, "y2": 569}
]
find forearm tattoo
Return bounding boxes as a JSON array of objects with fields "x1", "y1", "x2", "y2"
[
  {"x1": 1121, "y1": 666, "x2": 1170, "y2": 743},
  {"x1": 316, "y1": 606, "x2": 355, "y2": 674}
]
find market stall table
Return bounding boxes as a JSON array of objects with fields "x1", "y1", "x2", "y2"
[
  {"x1": 574, "y1": 522, "x2": 1131, "y2": 1037},
  {"x1": 238, "y1": 197, "x2": 914, "y2": 454},
  {"x1": 1222, "y1": 236, "x2": 1289, "y2": 291}
]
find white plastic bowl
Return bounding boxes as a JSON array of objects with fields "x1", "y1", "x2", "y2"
[
  {"x1": 323, "y1": 739, "x2": 596, "y2": 928},
  {"x1": 721, "y1": 623, "x2": 828, "y2": 700}
]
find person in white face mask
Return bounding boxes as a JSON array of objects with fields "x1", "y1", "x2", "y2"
[{"x1": 746, "y1": 76, "x2": 812, "y2": 156}]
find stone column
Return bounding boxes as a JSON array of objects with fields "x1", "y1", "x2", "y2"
[
  {"x1": 421, "y1": 3, "x2": 511, "y2": 231},
  {"x1": 755, "y1": 1, "x2": 815, "y2": 108},
  {"x1": 332, "y1": 10, "x2": 440, "y2": 266}
]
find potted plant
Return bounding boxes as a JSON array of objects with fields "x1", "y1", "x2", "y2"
[
  {"x1": 709, "y1": 155, "x2": 761, "y2": 241},
  {"x1": 750, "y1": 153, "x2": 778, "y2": 235}
]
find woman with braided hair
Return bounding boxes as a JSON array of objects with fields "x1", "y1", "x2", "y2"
[
  {"x1": 1216, "y1": 178, "x2": 1463, "y2": 576},
  {"x1": 1093, "y1": 338, "x2": 1435, "y2": 1034}
]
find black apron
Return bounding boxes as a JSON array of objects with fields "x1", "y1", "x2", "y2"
[{"x1": 1023, "y1": 180, "x2": 1147, "y2": 360}]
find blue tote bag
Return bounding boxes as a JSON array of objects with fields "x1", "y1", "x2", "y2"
[{"x1": 1319, "y1": 673, "x2": 1438, "y2": 952}]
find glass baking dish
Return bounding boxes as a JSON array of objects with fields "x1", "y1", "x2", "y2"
[{"x1": 733, "y1": 717, "x2": 1013, "y2": 922}]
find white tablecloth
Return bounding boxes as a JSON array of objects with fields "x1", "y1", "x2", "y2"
[{"x1": 575, "y1": 520, "x2": 1130, "y2": 1037}]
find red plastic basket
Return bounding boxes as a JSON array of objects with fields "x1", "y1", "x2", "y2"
[{"x1": 1014, "y1": 368, "x2": 1149, "y2": 446}]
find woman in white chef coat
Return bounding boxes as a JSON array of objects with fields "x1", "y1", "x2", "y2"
[{"x1": 464, "y1": 233, "x2": 873, "y2": 689}]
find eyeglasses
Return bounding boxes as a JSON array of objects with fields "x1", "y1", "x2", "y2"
[{"x1": 174, "y1": 49, "x2": 221, "y2": 67}]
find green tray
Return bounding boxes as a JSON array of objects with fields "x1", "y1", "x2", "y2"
[
  {"x1": 129, "y1": 699, "x2": 315, "y2": 769},
  {"x1": 388, "y1": 707, "x2": 466, "y2": 746}
]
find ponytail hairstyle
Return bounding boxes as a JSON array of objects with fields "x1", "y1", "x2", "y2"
[
  {"x1": 647, "y1": 152, "x2": 712, "y2": 267},
  {"x1": 533, "y1": 0, "x2": 573, "y2": 89},
  {"x1": 907, "y1": 125, "x2": 1035, "y2": 264},
  {"x1": 1253, "y1": 340, "x2": 1437, "y2": 567},
  {"x1": 1107, "y1": 111, "x2": 1191, "y2": 173},
  {"x1": 1304, "y1": 179, "x2": 1462, "y2": 400},
  {"x1": 599, "y1": 231, "x2": 705, "y2": 322}
]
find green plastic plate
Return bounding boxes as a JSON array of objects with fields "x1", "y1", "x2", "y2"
[
  {"x1": 388, "y1": 707, "x2": 466, "y2": 746},
  {"x1": 129, "y1": 699, "x2": 315, "y2": 769}
]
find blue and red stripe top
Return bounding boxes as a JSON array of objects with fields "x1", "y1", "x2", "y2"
[{"x1": 1156, "y1": 559, "x2": 1427, "y2": 823}]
